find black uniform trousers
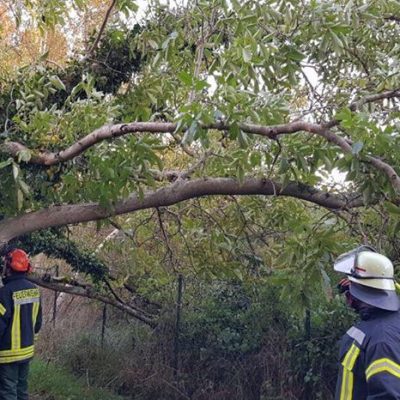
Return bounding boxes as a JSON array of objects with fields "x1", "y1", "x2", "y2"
[{"x1": 0, "y1": 362, "x2": 29, "y2": 400}]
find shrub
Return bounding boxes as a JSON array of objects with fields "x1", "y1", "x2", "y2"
[{"x1": 37, "y1": 280, "x2": 357, "y2": 400}]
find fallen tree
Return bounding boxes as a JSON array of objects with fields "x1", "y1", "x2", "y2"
[{"x1": 0, "y1": 0, "x2": 399, "y2": 317}]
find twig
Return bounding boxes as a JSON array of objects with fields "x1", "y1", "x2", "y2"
[
  {"x1": 85, "y1": 0, "x2": 118, "y2": 59},
  {"x1": 267, "y1": 139, "x2": 282, "y2": 179},
  {"x1": 29, "y1": 274, "x2": 157, "y2": 327},
  {"x1": 156, "y1": 208, "x2": 175, "y2": 268},
  {"x1": 180, "y1": 150, "x2": 212, "y2": 179},
  {"x1": 349, "y1": 89, "x2": 400, "y2": 111},
  {"x1": 384, "y1": 16, "x2": 400, "y2": 23},
  {"x1": 107, "y1": 218, "x2": 135, "y2": 240},
  {"x1": 103, "y1": 277, "x2": 125, "y2": 305}
]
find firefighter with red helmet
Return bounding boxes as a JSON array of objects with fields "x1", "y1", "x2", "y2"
[
  {"x1": 334, "y1": 246, "x2": 400, "y2": 399},
  {"x1": 0, "y1": 248, "x2": 42, "y2": 400}
]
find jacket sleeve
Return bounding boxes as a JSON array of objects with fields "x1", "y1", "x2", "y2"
[
  {"x1": 0, "y1": 287, "x2": 12, "y2": 339},
  {"x1": 335, "y1": 340, "x2": 363, "y2": 400},
  {"x1": 366, "y1": 342, "x2": 400, "y2": 399}
]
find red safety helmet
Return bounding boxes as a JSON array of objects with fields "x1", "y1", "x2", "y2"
[{"x1": 6, "y1": 249, "x2": 31, "y2": 273}]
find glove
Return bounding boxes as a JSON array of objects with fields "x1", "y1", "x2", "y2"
[{"x1": 337, "y1": 277, "x2": 351, "y2": 293}]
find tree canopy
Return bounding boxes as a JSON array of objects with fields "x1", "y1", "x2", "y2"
[{"x1": 0, "y1": 0, "x2": 400, "y2": 317}]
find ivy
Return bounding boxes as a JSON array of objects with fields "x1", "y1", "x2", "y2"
[{"x1": 14, "y1": 230, "x2": 108, "y2": 282}]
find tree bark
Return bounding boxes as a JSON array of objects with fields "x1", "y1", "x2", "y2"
[
  {"x1": 0, "y1": 177, "x2": 364, "y2": 247},
  {"x1": 3, "y1": 117, "x2": 400, "y2": 192}
]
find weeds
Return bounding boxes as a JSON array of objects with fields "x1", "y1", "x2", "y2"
[
  {"x1": 29, "y1": 358, "x2": 124, "y2": 400},
  {"x1": 36, "y1": 280, "x2": 355, "y2": 400}
]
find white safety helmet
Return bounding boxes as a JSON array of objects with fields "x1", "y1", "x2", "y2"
[
  {"x1": 334, "y1": 245, "x2": 400, "y2": 311},
  {"x1": 334, "y1": 246, "x2": 395, "y2": 290}
]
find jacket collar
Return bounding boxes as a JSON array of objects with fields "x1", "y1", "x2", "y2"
[{"x1": 2, "y1": 274, "x2": 27, "y2": 285}]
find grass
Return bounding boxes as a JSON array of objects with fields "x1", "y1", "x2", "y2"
[{"x1": 29, "y1": 358, "x2": 125, "y2": 400}]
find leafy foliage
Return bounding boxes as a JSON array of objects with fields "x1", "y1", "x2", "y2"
[
  {"x1": 0, "y1": 0, "x2": 399, "y2": 337},
  {"x1": 0, "y1": 4, "x2": 397, "y2": 399}
]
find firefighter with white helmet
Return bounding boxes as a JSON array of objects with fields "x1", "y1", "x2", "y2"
[{"x1": 334, "y1": 245, "x2": 400, "y2": 399}]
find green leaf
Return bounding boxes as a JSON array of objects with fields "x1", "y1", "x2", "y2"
[
  {"x1": 194, "y1": 79, "x2": 209, "y2": 91},
  {"x1": 352, "y1": 141, "x2": 363, "y2": 155},
  {"x1": 279, "y1": 158, "x2": 290, "y2": 174},
  {"x1": 147, "y1": 91, "x2": 157, "y2": 104},
  {"x1": 362, "y1": 185, "x2": 373, "y2": 205},
  {"x1": 49, "y1": 76, "x2": 66, "y2": 91},
  {"x1": 287, "y1": 47, "x2": 305, "y2": 62},
  {"x1": 229, "y1": 123, "x2": 240, "y2": 140},
  {"x1": 242, "y1": 48, "x2": 252, "y2": 63},
  {"x1": 0, "y1": 158, "x2": 13, "y2": 169},
  {"x1": 385, "y1": 202, "x2": 400, "y2": 215},
  {"x1": 17, "y1": 150, "x2": 31, "y2": 163},
  {"x1": 182, "y1": 121, "x2": 198, "y2": 145},
  {"x1": 18, "y1": 179, "x2": 31, "y2": 196},
  {"x1": 178, "y1": 71, "x2": 192, "y2": 86},
  {"x1": 12, "y1": 163, "x2": 19, "y2": 180},
  {"x1": 392, "y1": 221, "x2": 400, "y2": 236},
  {"x1": 250, "y1": 152, "x2": 261, "y2": 167},
  {"x1": 147, "y1": 39, "x2": 158, "y2": 49},
  {"x1": 280, "y1": 173, "x2": 291, "y2": 189},
  {"x1": 320, "y1": 267, "x2": 333, "y2": 300},
  {"x1": 69, "y1": 82, "x2": 84, "y2": 99},
  {"x1": 238, "y1": 130, "x2": 249, "y2": 148},
  {"x1": 16, "y1": 189, "x2": 23, "y2": 210},
  {"x1": 38, "y1": 50, "x2": 49, "y2": 61},
  {"x1": 336, "y1": 107, "x2": 353, "y2": 122},
  {"x1": 236, "y1": 164, "x2": 244, "y2": 183},
  {"x1": 162, "y1": 37, "x2": 170, "y2": 50},
  {"x1": 329, "y1": 30, "x2": 344, "y2": 51}
]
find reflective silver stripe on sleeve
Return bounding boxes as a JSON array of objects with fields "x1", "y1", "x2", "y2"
[
  {"x1": 346, "y1": 326, "x2": 366, "y2": 346},
  {"x1": 14, "y1": 297, "x2": 40, "y2": 305}
]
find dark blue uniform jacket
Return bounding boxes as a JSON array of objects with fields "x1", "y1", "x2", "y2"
[
  {"x1": 335, "y1": 310, "x2": 400, "y2": 399},
  {"x1": 0, "y1": 275, "x2": 42, "y2": 364}
]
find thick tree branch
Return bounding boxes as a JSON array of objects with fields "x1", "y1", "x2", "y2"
[
  {"x1": 0, "y1": 120, "x2": 351, "y2": 165},
  {"x1": 350, "y1": 89, "x2": 400, "y2": 111},
  {"x1": 324, "y1": 89, "x2": 400, "y2": 129},
  {"x1": 28, "y1": 275, "x2": 157, "y2": 327},
  {"x1": 0, "y1": 177, "x2": 365, "y2": 246},
  {"x1": 3, "y1": 108, "x2": 400, "y2": 192},
  {"x1": 384, "y1": 16, "x2": 400, "y2": 23}
]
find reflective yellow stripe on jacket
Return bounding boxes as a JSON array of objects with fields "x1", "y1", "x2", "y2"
[
  {"x1": 340, "y1": 343, "x2": 361, "y2": 400},
  {"x1": 0, "y1": 288, "x2": 40, "y2": 364},
  {"x1": 11, "y1": 304, "x2": 21, "y2": 351},
  {"x1": 366, "y1": 358, "x2": 400, "y2": 381},
  {"x1": 0, "y1": 346, "x2": 34, "y2": 364},
  {"x1": 32, "y1": 302, "x2": 40, "y2": 329},
  {"x1": 0, "y1": 303, "x2": 6, "y2": 316}
]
